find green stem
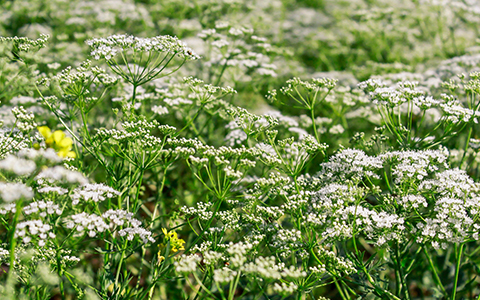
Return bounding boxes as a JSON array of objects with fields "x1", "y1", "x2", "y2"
[
  {"x1": 228, "y1": 271, "x2": 241, "y2": 300},
  {"x1": 133, "y1": 169, "x2": 144, "y2": 211},
  {"x1": 394, "y1": 242, "x2": 411, "y2": 300},
  {"x1": 134, "y1": 247, "x2": 146, "y2": 300},
  {"x1": 147, "y1": 267, "x2": 159, "y2": 300},
  {"x1": 423, "y1": 247, "x2": 447, "y2": 295},
  {"x1": 177, "y1": 103, "x2": 206, "y2": 136},
  {"x1": 333, "y1": 276, "x2": 349, "y2": 300},
  {"x1": 460, "y1": 126, "x2": 473, "y2": 169},
  {"x1": 215, "y1": 56, "x2": 231, "y2": 87},
  {"x1": 7, "y1": 198, "x2": 23, "y2": 282},
  {"x1": 452, "y1": 243, "x2": 465, "y2": 300},
  {"x1": 131, "y1": 84, "x2": 137, "y2": 106},
  {"x1": 149, "y1": 166, "x2": 168, "y2": 229},
  {"x1": 115, "y1": 240, "x2": 128, "y2": 290},
  {"x1": 352, "y1": 238, "x2": 401, "y2": 300},
  {"x1": 310, "y1": 107, "x2": 320, "y2": 143},
  {"x1": 57, "y1": 253, "x2": 66, "y2": 300}
]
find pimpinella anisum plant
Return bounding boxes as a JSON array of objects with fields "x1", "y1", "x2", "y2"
[
  {"x1": 358, "y1": 77, "x2": 480, "y2": 160},
  {"x1": 4, "y1": 28, "x2": 480, "y2": 300},
  {"x1": 0, "y1": 34, "x2": 49, "y2": 102},
  {"x1": 86, "y1": 34, "x2": 200, "y2": 107}
]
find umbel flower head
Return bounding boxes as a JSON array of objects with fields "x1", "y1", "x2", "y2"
[
  {"x1": 86, "y1": 34, "x2": 199, "y2": 87},
  {"x1": 37, "y1": 126, "x2": 76, "y2": 158}
]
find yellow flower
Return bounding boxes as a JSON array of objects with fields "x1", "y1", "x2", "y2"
[
  {"x1": 37, "y1": 126, "x2": 76, "y2": 158},
  {"x1": 38, "y1": 126, "x2": 53, "y2": 145},
  {"x1": 157, "y1": 253, "x2": 165, "y2": 266},
  {"x1": 162, "y1": 228, "x2": 185, "y2": 253}
]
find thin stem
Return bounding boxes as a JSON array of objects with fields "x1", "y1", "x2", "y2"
[
  {"x1": 7, "y1": 198, "x2": 23, "y2": 282},
  {"x1": 115, "y1": 240, "x2": 128, "y2": 290},
  {"x1": 333, "y1": 277, "x2": 349, "y2": 300},
  {"x1": 423, "y1": 247, "x2": 447, "y2": 295},
  {"x1": 131, "y1": 84, "x2": 138, "y2": 106},
  {"x1": 228, "y1": 271, "x2": 241, "y2": 300},
  {"x1": 134, "y1": 247, "x2": 146, "y2": 300},
  {"x1": 149, "y1": 166, "x2": 168, "y2": 229},
  {"x1": 177, "y1": 103, "x2": 206, "y2": 136},
  {"x1": 215, "y1": 56, "x2": 231, "y2": 86},
  {"x1": 394, "y1": 242, "x2": 411, "y2": 300},
  {"x1": 452, "y1": 243, "x2": 465, "y2": 300},
  {"x1": 310, "y1": 107, "x2": 320, "y2": 143},
  {"x1": 57, "y1": 253, "x2": 66, "y2": 300},
  {"x1": 460, "y1": 126, "x2": 473, "y2": 169}
]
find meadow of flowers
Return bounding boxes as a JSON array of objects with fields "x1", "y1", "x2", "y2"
[{"x1": 3, "y1": 0, "x2": 480, "y2": 299}]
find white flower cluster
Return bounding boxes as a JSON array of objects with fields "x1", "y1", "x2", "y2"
[
  {"x1": 17, "y1": 148, "x2": 63, "y2": 163},
  {"x1": 380, "y1": 150, "x2": 448, "y2": 184},
  {"x1": 151, "y1": 105, "x2": 169, "y2": 115},
  {"x1": 65, "y1": 210, "x2": 154, "y2": 243},
  {"x1": 23, "y1": 201, "x2": 62, "y2": 217},
  {"x1": 318, "y1": 149, "x2": 383, "y2": 182},
  {"x1": 227, "y1": 107, "x2": 278, "y2": 138},
  {"x1": 440, "y1": 100, "x2": 480, "y2": 123},
  {"x1": 95, "y1": 119, "x2": 175, "y2": 149},
  {"x1": 40, "y1": 60, "x2": 118, "y2": 89},
  {"x1": 272, "y1": 229, "x2": 303, "y2": 255},
  {"x1": 0, "y1": 183, "x2": 33, "y2": 202},
  {"x1": 315, "y1": 248, "x2": 356, "y2": 275},
  {"x1": 0, "y1": 203, "x2": 16, "y2": 215},
  {"x1": 0, "y1": 130, "x2": 29, "y2": 159},
  {"x1": 0, "y1": 154, "x2": 36, "y2": 176},
  {"x1": 224, "y1": 127, "x2": 248, "y2": 147},
  {"x1": 398, "y1": 195, "x2": 428, "y2": 210},
  {"x1": 0, "y1": 34, "x2": 49, "y2": 52},
  {"x1": 66, "y1": 212, "x2": 109, "y2": 237},
  {"x1": 280, "y1": 77, "x2": 338, "y2": 96},
  {"x1": 341, "y1": 206, "x2": 405, "y2": 246},
  {"x1": 15, "y1": 220, "x2": 56, "y2": 246},
  {"x1": 118, "y1": 227, "x2": 155, "y2": 243},
  {"x1": 86, "y1": 34, "x2": 200, "y2": 60},
  {"x1": 0, "y1": 248, "x2": 9, "y2": 260},
  {"x1": 102, "y1": 209, "x2": 140, "y2": 226},
  {"x1": 183, "y1": 76, "x2": 237, "y2": 105},
  {"x1": 71, "y1": 183, "x2": 120, "y2": 205},
  {"x1": 416, "y1": 196, "x2": 480, "y2": 249},
  {"x1": 180, "y1": 202, "x2": 213, "y2": 221},
  {"x1": 176, "y1": 240, "x2": 306, "y2": 296},
  {"x1": 213, "y1": 267, "x2": 238, "y2": 284},
  {"x1": 419, "y1": 168, "x2": 475, "y2": 198},
  {"x1": 360, "y1": 80, "x2": 423, "y2": 107},
  {"x1": 11, "y1": 106, "x2": 37, "y2": 132},
  {"x1": 174, "y1": 254, "x2": 202, "y2": 273},
  {"x1": 36, "y1": 166, "x2": 89, "y2": 185},
  {"x1": 255, "y1": 143, "x2": 282, "y2": 165},
  {"x1": 272, "y1": 282, "x2": 298, "y2": 294},
  {"x1": 198, "y1": 25, "x2": 278, "y2": 79},
  {"x1": 37, "y1": 186, "x2": 68, "y2": 195},
  {"x1": 226, "y1": 241, "x2": 254, "y2": 267}
]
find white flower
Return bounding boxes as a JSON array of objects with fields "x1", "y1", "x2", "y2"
[
  {"x1": 174, "y1": 254, "x2": 201, "y2": 273},
  {"x1": 152, "y1": 105, "x2": 169, "y2": 115},
  {"x1": 118, "y1": 227, "x2": 155, "y2": 243},
  {"x1": 71, "y1": 183, "x2": 120, "y2": 205},
  {"x1": 0, "y1": 155, "x2": 36, "y2": 175},
  {"x1": 0, "y1": 183, "x2": 33, "y2": 202},
  {"x1": 213, "y1": 267, "x2": 238, "y2": 284}
]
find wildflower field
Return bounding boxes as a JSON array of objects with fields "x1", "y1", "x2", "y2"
[{"x1": 3, "y1": 0, "x2": 480, "y2": 299}]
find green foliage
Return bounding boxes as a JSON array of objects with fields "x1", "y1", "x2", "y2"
[{"x1": 2, "y1": 1, "x2": 480, "y2": 299}]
